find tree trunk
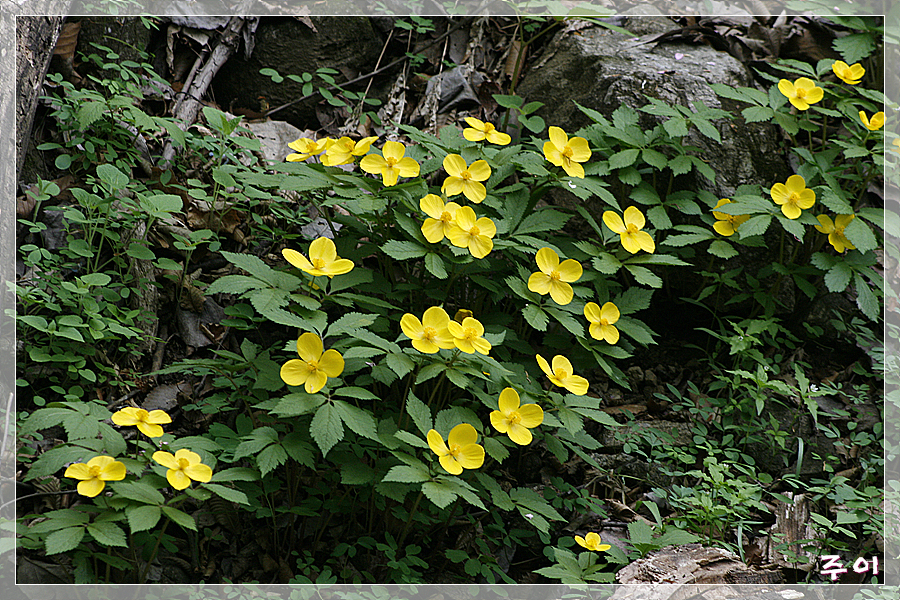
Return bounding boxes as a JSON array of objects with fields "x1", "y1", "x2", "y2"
[{"x1": 15, "y1": 15, "x2": 64, "y2": 185}]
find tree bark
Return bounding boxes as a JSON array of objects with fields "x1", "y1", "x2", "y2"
[{"x1": 15, "y1": 15, "x2": 64, "y2": 185}]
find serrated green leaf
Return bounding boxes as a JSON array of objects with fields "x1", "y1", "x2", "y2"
[
  {"x1": 416, "y1": 362, "x2": 447, "y2": 384},
  {"x1": 824, "y1": 262, "x2": 853, "y2": 292},
  {"x1": 406, "y1": 391, "x2": 433, "y2": 435},
  {"x1": 422, "y1": 480, "x2": 458, "y2": 509},
  {"x1": 394, "y1": 430, "x2": 429, "y2": 449},
  {"x1": 328, "y1": 267, "x2": 374, "y2": 294},
  {"x1": 737, "y1": 215, "x2": 772, "y2": 239},
  {"x1": 854, "y1": 272, "x2": 879, "y2": 321},
  {"x1": 424, "y1": 253, "x2": 448, "y2": 279},
  {"x1": 483, "y1": 437, "x2": 510, "y2": 463},
  {"x1": 668, "y1": 154, "x2": 692, "y2": 175},
  {"x1": 210, "y1": 467, "x2": 259, "y2": 482},
  {"x1": 126, "y1": 505, "x2": 161, "y2": 533},
  {"x1": 742, "y1": 106, "x2": 775, "y2": 123},
  {"x1": 45, "y1": 527, "x2": 86, "y2": 555},
  {"x1": 510, "y1": 487, "x2": 564, "y2": 522},
  {"x1": 385, "y1": 352, "x2": 415, "y2": 379},
  {"x1": 708, "y1": 239, "x2": 739, "y2": 259},
  {"x1": 310, "y1": 403, "x2": 343, "y2": 457},
  {"x1": 608, "y1": 148, "x2": 640, "y2": 170},
  {"x1": 109, "y1": 481, "x2": 164, "y2": 505},
  {"x1": 522, "y1": 304, "x2": 548, "y2": 331},
  {"x1": 86, "y1": 522, "x2": 127, "y2": 547},
  {"x1": 273, "y1": 393, "x2": 325, "y2": 417},
  {"x1": 592, "y1": 253, "x2": 622, "y2": 274},
  {"x1": 833, "y1": 32, "x2": 876, "y2": 64},
  {"x1": 77, "y1": 101, "x2": 108, "y2": 130},
  {"x1": 624, "y1": 265, "x2": 662, "y2": 288},
  {"x1": 161, "y1": 505, "x2": 196, "y2": 531},
  {"x1": 843, "y1": 217, "x2": 878, "y2": 253},
  {"x1": 514, "y1": 208, "x2": 570, "y2": 236},
  {"x1": 257, "y1": 444, "x2": 288, "y2": 477},
  {"x1": 326, "y1": 312, "x2": 378, "y2": 338},
  {"x1": 203, "y1": 483, "x2": 250, "y2": 505},
  {"x1": 627, "y1": 520, "x2": 655, "y2": 544},
  {"x1": 381, "y1": 240, "x2": 428, "y2": 260},
  {"x1": 335, "y1": 400, "x2": 378, "y2": 440},
  {"x1": 383, "y1": 464, "x2": 431, "y2": 483},
  {"x1": 641, "y1": 148, "x2": 667, "y2": 169}
]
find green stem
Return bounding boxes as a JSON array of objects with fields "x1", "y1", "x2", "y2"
[
  {"x1": 396, "y1": 490, "x2": 424, "y2": 550},
  {"x1": 139, "y1": 515, "x2": 170, "y2": 583}
]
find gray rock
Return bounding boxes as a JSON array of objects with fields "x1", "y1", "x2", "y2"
[{"x1": 516, "y1": 17, "x2": 789, "y2": 201}]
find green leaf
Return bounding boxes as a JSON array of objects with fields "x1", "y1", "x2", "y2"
[
  {"x1": 641, "y1": 148, "x2": 667, "y2": 169},
  {"x1": 522, "y1": 304, "x2": 548, "y2": 331},
  {"x1": 257, "y1": 444, "x2": 288, "y2": 477},
  {"x1": 627, "y1": 519, "x2": 654, "y2": 544},
  {"x1": 385, "y1": 352, "x2": 415, "y2": 379},
  {"x1": 341, "y1": 460, "x2": 376, "y2": 485},
  {"x1": 742, "y1": 106, "x2": 775, "y2": 122},
  {"x1": 824, "y1": 262, "x2": 853, "y2": 292},
  {"x1": 668, "y1": 154, "x2": 692, "y2": 175},
  {"x1": 624, "y1": 265, "x2": 663, "y2": 288},
  {"x1": 45, "y1": 527, "x2": 86, "y2": 555},
  {"x1": 854, "y1": 272, "x2": 879, "y2": 321},
  {"x1": 273, "y1": 393, "x2": 325, "y2": 417},
  {"x1": 381, "y1": 240, "x2": 428, "y2": 260},
  {"x1": 126, "y1": 505, "x2": 162, "y2": 533},
  {"x1": 86, "y1": 522, "x2": 127, "y2": 548},
  {"x1": 326, "y1": 312, "x2": 378, "y2": 338},
  {"x1": 334, "y1": 400, "x2": 379, "y2": 440},
  {"x1": 161, "y1": 505, "x2": 197, "y2": 531},
  {"x1": 776, "y1": 214, "x2": 806, "y2": 241},
  {"x1": 406, "y1": 391, "x2": 433, "y2": 435},
  {"x1": 708, "y1": 239, "x2": 738, "y2": 259},
  {"x1": 509, "y1": 487, "x2": 564, "y2": 522},
  {"x1": 394, "y1": 430, "x2": 429, "y2": 449},
  {"x1": 833, "y1": 32, "x2": 876, "y2": 64},
  {"x1": 383, "y1": 464, "x2": 431, "y2": 483},
  {"x1": 210, "y1": 467, "x2": 259, "y2": 482},
  {"x1": 608, "y1": 148, "x2": 640, "y2": 170},
  {"x1": 334, "y1": 386, "x2": 379, "y2": 401},
  {"x1": 422, "y1": 480, "x2": 458, "y2": 509},
  {"x1": 311, "y1": 403, "x2": 344, "y2": 456},
  {"x1": 203, "y1": 483, "x2": 250, "y2": 505},
  {"x1": 328, "y1": 268, "x2": 374, "y2": 294},
  {"x1": 843, "y1": 217, "x2": 878, "y2": 253},
  {"x1": 592, "y1": 253, "x2": 622, "y2": 274},
  {"x1": 76, "y1": 101, "x2": 107, "y2": 130},
  {"x1": 737, "y1": 215, "x2": 772, "y2": 239},
  {"x1": 514, "y1": 208, "x2": 570, "y2": 236},
  {"x1": 483, "y1": 437, "x2": 509, "y2": 463},
  {"x1": 109, "y1": 481, "x2": 164, "y2": 505},
  {"x1": 424, "y1": 252, "x2": 448, "y2": 279}
]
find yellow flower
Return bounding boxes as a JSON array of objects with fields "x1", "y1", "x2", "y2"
[
  {"x1": 463, "y1": 117, "x2": 511, "y2": 145},
  {"x1": 777, "y1": 77, "x2": 824, "y2": 111},
  {"x1": 490, "y1": 388, "x2": 544, "y2": 445},
  {"x1": 536, "y1": 354, "x2": 589, "y2": 396},
  {"x1": 711, "y1": 199, "x2": 749, "y2": 237},
  {"x1": 584, "y1": 301, "x2": 620, "y2": 344},
  {"x1": 64, "y1": 455, "x2": 126, "y2": 497},
  {"x1": 446, "y1": 206, "x2": 496, "y2": 259},
  {"x1": 859, "y1": 111, "x2": 884, "y2": 131},
  {"x1": 321, "y1": 136, "x2": 378, "y2": 166},
  {"x1": 815, "y1": 214, "x2": 856, "y2": 253},
  {"x1": 359, "y1": 141, "x2": 420, "y2": 186},
  {"x1": 286, "y1": 137, "x2": 329, "y2": 162},
  {"x1": 770, "y1": 175, "x2": 815, "y2": 220},
  {"x1": 447, "y1": 316, "x2": 491, "y2": 355},
  {"x1": 527, "y1": 247, "x2": 583, "y2": 306},
  {"x1": 281, "y1": 332, "x2": 345, "y2": 393},
  {"x1": 543, "y1": 126, "x2": 591, "y2": 178},
  {"x1": 111, "y1": 407, "x2": 172, "y2": 438},
  {"x1": 282, "y1": 237, "x2": 354, "y2": 278},
  {"x1": 420, "y1": 194, "x2": 461, "y2": 243},
  {"x1": 603, "y1": 206, "x2": 655, "y2": 254},
  {"x1": 441, "y1": 154, "x2": 491, "y2": 203},
  {"x1": 152, "y1": 449, "x2": 213, "y2": 490},
  {"x1": 427, "y1": 423, "x2": 485, "y2": 475},
  {"x1": 575, "y1": 532, "x2": 611, "y2": 552},
  {"x1": 400, "y1": 306, "x2": 456, "y2": 354},
  {"x1": 832, "y1": 61, "x2": 865, "y2": 85}
]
